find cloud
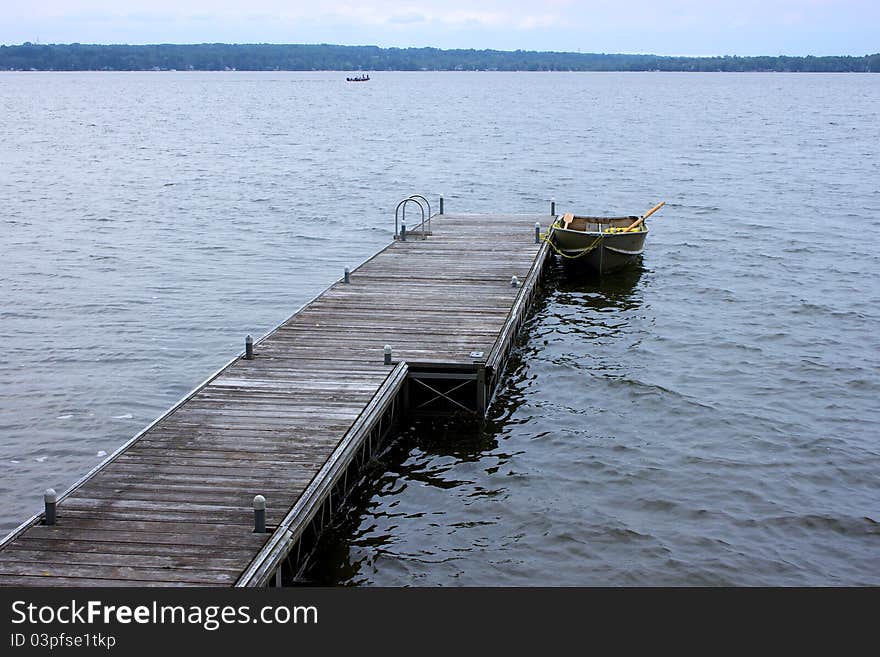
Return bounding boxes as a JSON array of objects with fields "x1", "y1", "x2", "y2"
[
  {"x1": 388, "y1": 12, "x2": 426, "y2": 25},
  {"x1": 2, "y1": 0, "x2": 878, "y2": 54},
  {"x1": 517, "y1": 14, "x2": 561, "y2": 30}
]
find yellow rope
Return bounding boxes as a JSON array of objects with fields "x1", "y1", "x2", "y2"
[{"x1": 540, "y1": 229, "x2": 604, "y2": 259}]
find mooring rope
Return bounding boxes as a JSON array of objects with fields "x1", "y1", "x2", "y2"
[{"x1": 540, "y1": 230, "x2": 604, "y2": 259}]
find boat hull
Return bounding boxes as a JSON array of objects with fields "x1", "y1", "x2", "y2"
[{"x1": 551, "y1": 225, "x2": 647, "y2": 274}]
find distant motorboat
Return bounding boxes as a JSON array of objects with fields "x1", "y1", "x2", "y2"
[{"x1": 346, "y1": 74, "x2": 370, "y2": 82}]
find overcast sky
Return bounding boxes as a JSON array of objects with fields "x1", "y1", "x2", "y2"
[{"x1": 4, "y1": 1, "x2": 878, "y2": 56}]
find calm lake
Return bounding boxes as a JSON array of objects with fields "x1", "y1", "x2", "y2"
[{"x1": 1, "y1": 71, "x2": 878, "y2": 585}]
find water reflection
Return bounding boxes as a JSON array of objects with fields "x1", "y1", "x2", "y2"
[
  {"x1": 555, "y1": 258, "x2": 646, "y2": 311},
  {"x1": 534, "y1": 259, "x2": 648, "y2": 359}
]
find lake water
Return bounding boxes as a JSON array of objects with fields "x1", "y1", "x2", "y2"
[{"x1": 1, "y1": 71, "x2": 878, "y2": 585}]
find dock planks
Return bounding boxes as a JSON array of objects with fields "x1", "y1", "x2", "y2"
[{"x1": 0, "y1": 213, "x2": 550, "y2": 586}]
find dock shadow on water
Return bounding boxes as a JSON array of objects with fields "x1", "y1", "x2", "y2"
[{"x1": 299, "y1": 416, "x2": 502, "y2": 586}]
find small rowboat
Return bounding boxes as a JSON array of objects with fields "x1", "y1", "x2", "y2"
[
  {"x1": 549, "y1": 202, "x2": 665, "y2": 273},
  {"x1": 346, "y1": 74, "x2": 370, "y2": 82}
]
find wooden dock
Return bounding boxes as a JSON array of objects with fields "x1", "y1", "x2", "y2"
[{"x1": 0, "y1": 210, "x2": 551, "y2": 586}]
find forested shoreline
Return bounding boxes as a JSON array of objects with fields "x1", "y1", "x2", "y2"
[{"x1": 2, "y1": 43, "x2": 878, "y2": 72}]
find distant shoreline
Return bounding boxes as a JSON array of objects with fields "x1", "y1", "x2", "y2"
[{"x1": 2, "y1": 43, "x2": 878, "y2": 73}]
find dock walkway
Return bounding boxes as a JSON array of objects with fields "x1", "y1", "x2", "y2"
[{"x1": 0, "y1": 212, "x2": 550, "y2": 586}]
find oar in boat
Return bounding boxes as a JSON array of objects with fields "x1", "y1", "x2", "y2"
[{"x1": 624, "y1": 201, "x2": 665, "y2": 232}]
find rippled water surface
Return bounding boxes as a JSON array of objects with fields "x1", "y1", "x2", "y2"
[{"x1": 2, "y1": 71, "x2": 878, "y2": 585}]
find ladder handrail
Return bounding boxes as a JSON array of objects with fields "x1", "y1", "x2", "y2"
[
  {"x1": 407, "y1": 195, "x2": 432, "y2": 235},
  {"x1": 394, "y1": 198, "x2": 425, "y2": 239}
]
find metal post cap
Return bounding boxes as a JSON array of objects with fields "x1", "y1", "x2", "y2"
[
  {"x1": 253, "y1": 494, "x2": 266, "y2": 510},
  {"x1": 44, "y1": 488, "x2": 57, "y2": 503}
]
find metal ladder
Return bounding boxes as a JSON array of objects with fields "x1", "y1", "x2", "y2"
[{"x1": 394, "y1": 194, "x2": 433, "y2": 240}]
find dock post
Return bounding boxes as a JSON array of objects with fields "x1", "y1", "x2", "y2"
[
  {"x1": 44, "y1": 488, "x2": 57, "y2": 526},
  {"x1": 476, "y1": 363, "x2": 487, "y2": 415},
  {"x1": 439, "y1": 195, "x2": 444, "y2": 215},
  {"x1": 511, "y1": 275, "x2": 519, "y2": 288},
  {"x1": 253, "y1": 495, "x2": 266, "y2": 533},
  {"x1": 344, "y1": 267, "x2": 351, "y2": 284},
  {"x1": 401, "y1": 223, "x2": 407, "y2": 241},
  {"x1": 535, "y1": 222, "x2": 541, "y2": 244},
  {"x1": 384, "y1": 345, "x2": 392, "y2": 365},
  {"x1": 245, "y1": 335, "x2": 254, "y2": 360},
  {"x1": 550, "y1": 198, "x2": 556, "y2": 216}
]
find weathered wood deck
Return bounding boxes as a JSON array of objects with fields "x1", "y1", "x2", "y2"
[{"x1": 0, "y1": 212, "x2": 551, "y2": 586}]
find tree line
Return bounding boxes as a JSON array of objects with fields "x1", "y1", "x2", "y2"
[{"x1": 2, "y1": 43, "x2": 878, "y2": 72}]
